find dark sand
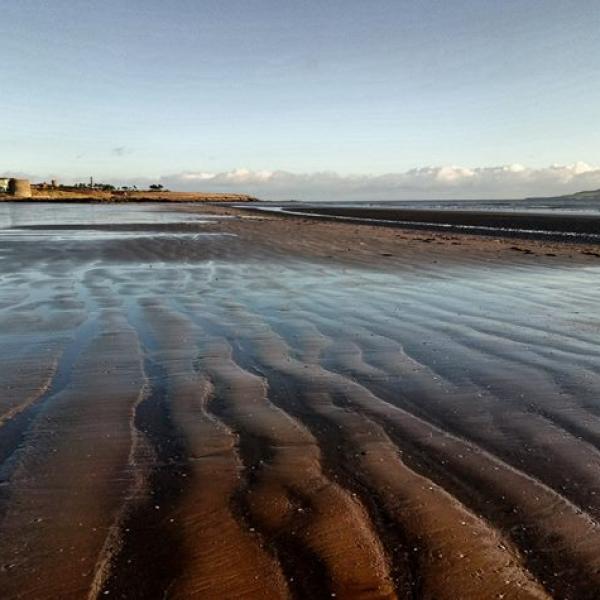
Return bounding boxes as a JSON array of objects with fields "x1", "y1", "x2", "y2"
[
  {"x1": 255, "y1": 204, "x2": 600, "y2": 242},
  {"x1": 1, "y1": 203, "x2": 600, "y2": 599}
]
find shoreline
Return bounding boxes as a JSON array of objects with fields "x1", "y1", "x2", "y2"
[
  {"x1": 237, "y1": 203, "x2": 600, "y2": 243},
  {"x1": 0, "y1": 193, "x2": 259, "y2": 203},
  {"x1": 181, "y1": 202, "x2": 600, "y2": 260}
]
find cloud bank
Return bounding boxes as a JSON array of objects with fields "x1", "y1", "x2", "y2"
[
  {"x1": 5, "y1": 163, "x2": 600, "y2": 201},
  {"x1": 158, "y1": 162, "x2": 600, "y2": 201}
]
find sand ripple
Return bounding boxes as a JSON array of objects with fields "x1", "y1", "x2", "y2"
[{"x1": 1, "y1": 205, "x2": 600, "y2": 598}]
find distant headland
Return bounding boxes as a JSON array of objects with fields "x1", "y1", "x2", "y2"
[
  {"x1": 0, "y1": 177, "x2": 258, "y2": 203},
  {"x1": 526, "y1": 188, "x2": 600, "y2": 202}
]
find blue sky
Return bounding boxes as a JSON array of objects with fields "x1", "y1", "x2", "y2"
[{"x1": 2, "y1": 0, "x2": 600, "y2": 199}]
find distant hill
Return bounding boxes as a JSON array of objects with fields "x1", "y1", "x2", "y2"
[{"x1": 527, "y1": 188, "x2": 600, "y2": 202}]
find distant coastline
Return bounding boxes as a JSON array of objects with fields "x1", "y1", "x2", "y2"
[
  {"x1": 526, "y1": 188, "x2": 600, "y2": 202},
  {"x1": 0, "y1": 189, "x2": 259, "y2": 203}
]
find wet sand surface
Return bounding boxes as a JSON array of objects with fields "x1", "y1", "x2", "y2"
[
  {"x1": 251, "y1": 205, "x2": 600, "y2": 242},
  {"x1": 1, "y1": 203, "x2": 600, "y2": 599}
]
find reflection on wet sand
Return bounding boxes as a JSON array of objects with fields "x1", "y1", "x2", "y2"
[{"x1": 1, "y1": 203, "x2": 599, "y2": 599}]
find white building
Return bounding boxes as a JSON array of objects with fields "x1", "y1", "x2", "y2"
[{"x1": 0, "y1": 178, "x2": 9, "y2": 192}]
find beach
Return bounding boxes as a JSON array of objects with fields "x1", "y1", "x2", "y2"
[{"x1": 1, "y1": 202, "x2": 600, "y2": 599}]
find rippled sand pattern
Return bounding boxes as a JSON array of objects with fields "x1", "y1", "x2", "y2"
[{"x1": 1, "y1": 204, "x2": 599, "y2": 599}]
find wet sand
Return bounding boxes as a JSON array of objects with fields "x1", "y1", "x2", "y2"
[
  {"x1": 1, "y1": 203, "x2": 600, "y2": 599},
  {"x1": 251, "y1": 205, "x2": 600, "y2": 242}
]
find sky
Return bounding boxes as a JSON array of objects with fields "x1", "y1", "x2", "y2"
[{"x1": 1, "y1": 0, "x2": 600, "y2": 200}]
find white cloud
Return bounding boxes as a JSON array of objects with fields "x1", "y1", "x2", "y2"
[
  {"x1": 5, "y1": 163, "x2": 600, "y2": 201},
  {"x1": 159, "y1": 163, "x2": 600, "y2": 200}
]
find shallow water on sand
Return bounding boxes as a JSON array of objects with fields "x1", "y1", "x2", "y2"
[
  {"x1": 0, "y1": 202, "x2": 209, "y2": 228},
  {"x1": 1, "y1": 204, "x2": 599, "y2": 599}
]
